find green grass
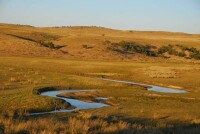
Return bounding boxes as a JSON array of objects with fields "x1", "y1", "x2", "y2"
[{"x1": 0, "y1": 56, "x2": 200, "y2": 133}]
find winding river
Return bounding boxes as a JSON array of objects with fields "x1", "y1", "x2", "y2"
[
  {"x1": 31, "y1": 78, "x2": 187, "y2": 115},
  {"x1": 31, "y1": 90, "x2": 109, "y2": 115},
  {"x1": 98, "y1": 78, "x2": 187, "y2": 93}
]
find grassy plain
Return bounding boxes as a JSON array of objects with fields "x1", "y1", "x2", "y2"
[
  {"x1": 0, "y1": 23, "x2": 200, "y2": 133},
  {"x1": 0, "y1": 56, "x2": 200, "y2": 133}
]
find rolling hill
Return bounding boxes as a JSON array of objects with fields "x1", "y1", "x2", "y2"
[{"x1": 0, "y1": 23, "x2": 200, "y2": 61}]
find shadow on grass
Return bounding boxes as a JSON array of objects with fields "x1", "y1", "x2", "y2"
[
  {"x1": 18, "y1": 112, "x2": 200, "y2": 134},
  {"x1": 101, "y1": 114, "x2": 200, "y2": 134},
  {"x1": 6, "y1": 34, "x2": 37, "y2": 42},
  {"x1": 5, "y1": 34, "x2": 65, "y2": 50}
]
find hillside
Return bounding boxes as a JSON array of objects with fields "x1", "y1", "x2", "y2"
[
  {"x1": 1, "y1": 24, "x2": 200, "y2": 133},
  {"x1": 0, "y1": 23, "x2": 200, "y2": 61}
]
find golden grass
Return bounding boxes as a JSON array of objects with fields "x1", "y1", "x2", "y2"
[
  {"x1": 0, "y1": 23, "x2": 200, "y2": 61},
  {"x1": 0, "y1": 112, "x2": 199, "y2": 134},
  {"x1": 0, "y1": 56, "x2": 199, "y2": 133},
  {"x1": 0, "y1": 23, "x2": 200, "y2": 133}
]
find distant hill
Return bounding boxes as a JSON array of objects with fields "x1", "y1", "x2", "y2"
[{"x1": 0, "y1": 23, "x2": 200, "y2": 61}]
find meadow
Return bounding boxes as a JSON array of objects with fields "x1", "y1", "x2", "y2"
[
  {"x1": 0, "y1": 56, "x2": 200, "y2": 133},
  {"x1": 1, "y1": 24, "x2": 200, "y2": 61},
  {"x1": 0, "y1": 24, "x2": 200, "y2": 133}
]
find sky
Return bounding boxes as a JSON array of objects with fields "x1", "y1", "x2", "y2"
[{"x1": 0, "y1": 0, "x2": 200, "y2": 34}]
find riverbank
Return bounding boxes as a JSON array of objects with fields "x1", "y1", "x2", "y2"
[
  {"x1": 31, "y1": 90, "x2": 109, "y2": 115},
  {"x1": 0, "y1": 56, "x2": 200, "y2": 133}
]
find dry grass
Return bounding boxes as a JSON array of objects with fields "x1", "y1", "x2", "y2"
[
  {"x1": 0, "y1": 113, "x2": 132, "y2": 134},
  {"x1": 58, "y1": 92, "x2": 97, "y2": 102},
  {"x1": 0, "y1": 23, "x2": 200, "y2": 133},
  {"x1": 143, "y1": 66, "x2": 179, "y2": 78},
  {"x1": 0, "y1": 57, "x2": 199, "y2": 133},
  {"x1": 0, "y1": 112, "x2": 199, "y2": 134},
  {"x1": 0, "y1": 23, "x2": 200, "y2": 61}
]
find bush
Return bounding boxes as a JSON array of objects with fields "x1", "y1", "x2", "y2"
[
  {"x1": 159, "y1": 45, "x2": 200, "y2": 59},
  {"x1": 108, "y1": 41, "x2": 200, "y2": 60},
  {"x1": 178, "y1": 52, "x2": 186, "y2": 57},
  {"x1": 187, "y1": 47, "x2": 199, "y2": 53},
  {"x1": 112, "y1": 41, "x2": 158, "y2": 57},
  {"x1": 190, "y1": 53, "x2": 200, "y2": 60},
  {"x1": 158, "y1": 45, "x2": 174, "y2": 54},
  {"x1": 39, "y1": 41, "x2": 55, "y2": 49}
]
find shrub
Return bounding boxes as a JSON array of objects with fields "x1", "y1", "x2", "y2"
[
  {"x1": 42, "y1": 42, "x2": 55, "y2": 48},
  {"x1": 190, "y1": 53, "x2": 200, "y2": 60},
  {"x1": 178, "y1": 46, "x2": 200, "y2": 59},
  {"x1": 158, "y1": 45, "x2": 174, "y2": 54},
  {"x1": 111, "y1": 41, "x2": 158, "y2": 57},
  {"x1": 178, "y1": 52, "x2": 186, "y2": 57},
  {"x1": 187, "y1": 47, "x2": 199, "y2": 53},
  {"x1": 39, "y1": 41, "x2": 64, "y2": 49},
  {"x1": 108, "y1": 41, "x2": 200, "y2": 60},
  {"x1": 159, "y1": 45, "x2": 200, "y2": 59}
]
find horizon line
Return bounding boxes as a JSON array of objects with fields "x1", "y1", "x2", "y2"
[{"x1": 1, "y1": 22, "x2": 199, "y2": 35}]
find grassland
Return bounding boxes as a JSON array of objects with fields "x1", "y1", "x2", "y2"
[
  {"x1": 1, "y1": 23, "x2": 200, "y2": 62},
  {"x1": 0, "y1": 23, "x2": 200, "y2": 133},
  {"x1": 0, "y1": 56, "x2": 200, "y2": 133}
]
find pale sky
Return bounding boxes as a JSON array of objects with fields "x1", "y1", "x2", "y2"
[{"x1": 0, "y1": 0, "x2": 200, "y2": 33}]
